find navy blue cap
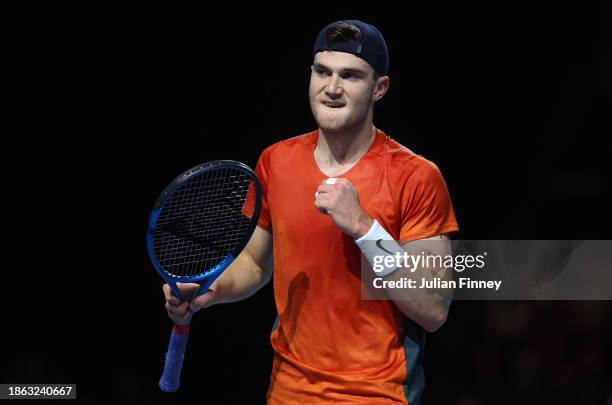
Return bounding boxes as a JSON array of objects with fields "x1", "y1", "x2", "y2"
[{"x1": 313, "y1": 20, "x2": 389, "y2": 76}]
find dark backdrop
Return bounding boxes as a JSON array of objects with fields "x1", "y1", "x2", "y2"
[{"x1": 4, "y1": 3, "x2": 611, "y2": 404}]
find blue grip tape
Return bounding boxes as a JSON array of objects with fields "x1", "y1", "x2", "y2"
[{"x1": 159, "y1": 327, "x2": 190, "y2": 392}]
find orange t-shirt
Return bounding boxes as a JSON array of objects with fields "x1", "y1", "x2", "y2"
[{"x1": 255, "y1": 129, "x2": 459, "y2": 404}]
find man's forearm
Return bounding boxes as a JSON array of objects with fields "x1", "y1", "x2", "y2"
[
  {"x1": 378, "y1": 238, "x2": 453, "y2": 332},
  {"x1": 355, "y1": 221, "x2": 453, "y2": 331},
  {"x1": 214, "y1": 251, "x2": 272, "y2": 304}
]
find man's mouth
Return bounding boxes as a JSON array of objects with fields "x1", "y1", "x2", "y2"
[{"x1": 322, "y1": 101, "x2": 345, "y2": 108}]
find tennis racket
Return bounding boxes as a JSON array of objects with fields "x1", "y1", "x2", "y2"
[{"x1": 146, "y1": 160, "x2": 262, "y2": 392}]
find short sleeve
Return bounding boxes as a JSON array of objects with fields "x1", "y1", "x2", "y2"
[
  {"x1": 254, "y1": 146, "x2": 273, "y2": 232},
  {"x1": 397, "y1": 159, "x2": 459, "y2": 242}
]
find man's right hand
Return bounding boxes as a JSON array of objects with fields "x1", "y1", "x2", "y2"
[
  {"x1": 161, "y1": 228, "x2": 273, "y2": 324},
  {"x1": 162, "y1": 281, "x2": 222, "y2": 325}
]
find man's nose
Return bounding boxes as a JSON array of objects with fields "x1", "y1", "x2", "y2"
[{"x1": 324, "y1": 74, "x2": 343, "y2": 98}]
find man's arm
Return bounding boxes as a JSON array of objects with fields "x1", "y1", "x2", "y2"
[
  {"x1": 314, "y1": 178, "x2": 453, "y2": 333},
  {"x1": 163, "y1": 226, "x2": 273, "y2": 324}
]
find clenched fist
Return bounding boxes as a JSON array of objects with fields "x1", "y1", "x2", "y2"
[{"x1": 314, "y1": 177, "x2": 373, "y2": 239}]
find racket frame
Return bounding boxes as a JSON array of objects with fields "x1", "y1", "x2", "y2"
[{"x1": 146, "y1": 159, "x2": 262, "y2": 302}]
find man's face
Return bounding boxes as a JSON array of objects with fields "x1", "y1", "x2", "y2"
[{"x1": 309, "y1": 51, "x2": 381, "y2": 134}]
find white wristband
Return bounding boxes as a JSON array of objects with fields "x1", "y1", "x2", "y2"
[{"x1": 355, "y1": 220, "x2": 404, "y2": 277}]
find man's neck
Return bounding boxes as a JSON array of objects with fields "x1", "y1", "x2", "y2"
[{"x1": 315, "y1": 122, "x2": 376, "y2": 177}]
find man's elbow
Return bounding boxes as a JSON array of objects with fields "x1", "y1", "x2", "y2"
[{"x1": 422, "y1": 305, "x2": 448, "y2": 333}]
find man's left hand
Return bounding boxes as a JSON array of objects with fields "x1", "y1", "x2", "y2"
[{"x1": 314, "y1": 178, "x2": 373, "y2": 239}]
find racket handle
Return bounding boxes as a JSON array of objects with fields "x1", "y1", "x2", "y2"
[{"x1": 159, "y1": 324, "x2": 190, "y2": 392}]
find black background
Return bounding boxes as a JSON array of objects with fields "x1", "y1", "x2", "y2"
[{"x1": 4, "y1": 3, "x2": 611, "y2": 404}]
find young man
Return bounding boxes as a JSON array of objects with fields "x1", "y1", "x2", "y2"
[{"x1": 164, "y1": 20, "x2": 459, "y2": 404}]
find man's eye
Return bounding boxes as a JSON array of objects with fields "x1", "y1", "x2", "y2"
[
  {"x1": 316, "y1": 69, "x2": 330, "y2": 76},
  {"x1": 342, "y1": 73, "x2": 360, "y2": 80}
]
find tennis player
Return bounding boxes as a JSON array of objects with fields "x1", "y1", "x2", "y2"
[{"x1": 164, "y1": 19, "x2": 459, "y2": 404}]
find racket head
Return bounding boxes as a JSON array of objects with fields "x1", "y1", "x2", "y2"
[{"x1": 147, "y1": 160, "x2": 262, "y2": 291}]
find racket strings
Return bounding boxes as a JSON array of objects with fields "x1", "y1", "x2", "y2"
[{"x1": 152, "y1": 167, "x2": 258, "y2": 278}]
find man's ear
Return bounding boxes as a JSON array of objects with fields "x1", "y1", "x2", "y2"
[{"x1": 373, "y1": 75, "x2": 390, "y2": 102}]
